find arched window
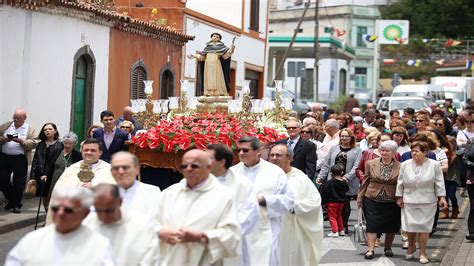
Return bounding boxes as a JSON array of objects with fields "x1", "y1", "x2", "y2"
[
  {"x1": 130, "y1": 59, "x2": 148, "y2": 99},
  {"x1": 160, "y1": 64, "x2": 175, "y2": 99}
]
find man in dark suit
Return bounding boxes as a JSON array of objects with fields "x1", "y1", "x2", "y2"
[
  {"x1": 93, "y1": 110, "x2": 129, "y2": 163},
  {"x1": 276, "y1": 119, "x2": 316, "y2": 179}
]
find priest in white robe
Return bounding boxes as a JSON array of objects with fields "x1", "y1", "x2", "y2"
[
  {"x1": 84, "y1": 184, "x2": 159, "y2": 266},
  {"x1": 156, "y1": 149, "x2": 241, "y2": 265},
  {"x1": 231, "y1": 136, "x2": 295, "y2": 266},
  {"x1": 207, "y1": 143, "x2": 259, "y2": 266},
  {"x1": 46, "y1": 139, "x2": 116, "y2": 224},
  {"x1": 269, "y1": 144, "x2": 323, "y2": 266},
  {"x1": 110, "y1": 151, "x2": 161, "y2": 231},
  {"x1": 6, "y1": 187, "x2": 115, "y2": 266}
]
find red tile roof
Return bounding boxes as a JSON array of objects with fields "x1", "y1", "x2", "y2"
[{"x1": 6, "y1": 0, "x2": 194, "y2": 45}]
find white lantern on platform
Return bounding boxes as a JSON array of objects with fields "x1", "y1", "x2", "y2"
[
  {"x1": 169, "y1": 97, "x2": 179, "y2": 110},
  {"x1": 143, "y1": 80, "x2": 154, "y2": 95}
]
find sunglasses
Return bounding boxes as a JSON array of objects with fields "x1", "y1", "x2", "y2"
[
  {"x1": 120, "y1": 126, "x2": 131, "y2": 129},
  {"x1": 286, "y1": 127, "x2": 299, "y2": 130},
  {"x1": 111, "y1": 165, "x2": 132, "y2": 171},
  {"x1": 237, "y1": 148, "x2": 254, "y2": 153},
  {"x1": 180, "y1": 163, "x2": 202, "y2": 170},
  {"x1": 300, "y1": 131, "x2": 311, "y2": 134},
  {"x1": 415, "y1": 120, "x2": 425, "y2": 123},
  {"x1": 51, "y1": 205, "x2": 80, "y2": 214},
  {"x1": 435, "y1": 123, "x2": 444, "y2": 126},
  {"x1": 95, "y1": 207, "x2": 117, "y2": 213}
]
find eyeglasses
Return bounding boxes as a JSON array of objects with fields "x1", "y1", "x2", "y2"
[
  {"x1": 415, "y1": 120, "x2": 425, "y2": 123},
  {"x1": 120, "y1": 126, "x2": 131, "y2": 129},
  {"x1": 435, "y1": 123, "x2": 444, "y2": 126},
  {"x1": 95, "y1": 207, "x2": 117, "y2": 213},
  {"x1": 269, "y1": 153, "x2": 286, "y2": 158},
  {"x1": 111, "y1": 165, "x2": 132, "y2": 171},
  {"x1": 237, "y1": 148, "x2": 254, "y2": 153},
  {"x1": 286, "y1": 126, "x2": 299, "y2": 130},
  {"x1": 301, "y1": 131, "x2": 311, "y2": 134},
  {"x1": 180, "y1": 163, "x2": 202, "y2": 170},
  {"x1": 51, "y1": 205, "x2": 80, "y2": 214}
]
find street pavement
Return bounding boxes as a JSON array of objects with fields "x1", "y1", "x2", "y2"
[{"x1": 0, "y1": 194, "x2": 473, "y2": 265}]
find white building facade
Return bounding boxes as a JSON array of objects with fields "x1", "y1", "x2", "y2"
[{"x1": 0, "y1": 4, "x2": 110, "y2": 135}]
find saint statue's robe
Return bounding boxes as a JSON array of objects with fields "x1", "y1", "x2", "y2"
[
  {"x1": 119, "y1": 180, "x2": 162, "y2": 231},
  {"x1": 156, "y1": 175, "x2": 241, "y2": 265},
  {"x1": 84, "y1": 207, "x2": 160, "y2": 266},
  {"x1": 195, "y1": 41, "x2": 233, "y2": 96},
  {"x1": 216, "y1": 169, "x2": 259, "y2": 266},
  {"x1": 280, "y1": 167, "x2": 323, "y2": 266},
  {"x1": 6, "y1": 225, "x2": 115, "y2": 266},
  {"x1": 231, "y1": 159, "x2": 295, "y2": 266},
  {"x1": 46, "y1": 160, "x2": 116, "y2": 224}
]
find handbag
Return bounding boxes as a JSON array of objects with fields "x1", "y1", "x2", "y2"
[
  {"x1": 353, "y1": 208, "x2": 367, "y2": 244},
  {"x1": 24, "y1": 180, "x2": 37, "y2": 199}
]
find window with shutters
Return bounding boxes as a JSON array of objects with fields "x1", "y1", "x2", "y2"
[
  {"x1": 249, "y1": 0, "x2": 259, "y2": 32},
  {"x1": 130, "y1": 60, "x2": 148, "y2": 99}
]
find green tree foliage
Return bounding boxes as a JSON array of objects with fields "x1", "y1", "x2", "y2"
[{"x1": 381, "y1": 0, "x2": 474, "y2": 38}]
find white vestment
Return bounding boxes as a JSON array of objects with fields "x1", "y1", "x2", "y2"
[
  {"x1": 156, "y1": 175, "x2": 241, "y2": 265},
  {"x1": 84, "y1": 207, "x2": 160, "y2": 266},
  {"x1": 216, "y1": 169, "x2": 259, "y2": 266},
  {"x1": 6, "y1": 225, "x2": 115, "y2": 266},
  {"x1": 280, "y1": 167, "x2": 323, "y2": 266},
  {"x1": 46, "y1": 160, "x2": 116, "y2": 224},
  {"x1": 231, "y1": 159, "x2": 295, "y2": 266},
  {"x1": 119, "y1": 180, "x2": 162, "y2": 231}
]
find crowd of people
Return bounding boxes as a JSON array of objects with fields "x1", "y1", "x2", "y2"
[{"x1": 1, "y1": 96, "x2": 474, "y2": 265}]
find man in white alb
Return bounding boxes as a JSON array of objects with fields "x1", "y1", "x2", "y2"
[
  {"x1": 110, "y1": 151, "x2": 161, "y2": 230},
  {"x1": 206, "y1": 143, "x2": 259, "y2": 265},
  {"x1": 269, "y1": 144, "x2": 323, "y2": 266},
  {"x1": 6, "y1": 187, "x2": 115, "y2": 265},
  {"x1": 84, "y1": 184, "x2": 159, "y2": 265},
  {"x1": 156, "y1": 149, "x2": 241, "y2": 265},
  {"x1": 231, "y1": 136, "x2": 295, "y2": 266},
  {"x1": 46, "y1": 138, "x2": 116, "y2": 224}
]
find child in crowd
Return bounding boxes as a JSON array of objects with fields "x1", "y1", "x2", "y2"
[{"x1": 324, "y1": 164, "x2": 349, "y2": 237}]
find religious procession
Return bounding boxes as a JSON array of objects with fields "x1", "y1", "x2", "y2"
[{"x1": 2, "y1": 0, "x2": 474, "y2": 265}]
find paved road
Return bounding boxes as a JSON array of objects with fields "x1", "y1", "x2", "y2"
[
  {"x1": 320, "y1": 196, "x2": 469, "y2": 265},
  {"x1": 0, "y1": 226, "x2": 34, "y2": 263}
]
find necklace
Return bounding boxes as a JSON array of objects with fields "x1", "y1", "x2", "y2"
[{"x1": 62, "y1": 152, "x2": 72, "y2": 168}]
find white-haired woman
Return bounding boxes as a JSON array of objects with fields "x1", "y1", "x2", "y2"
[
  {"x1": 48, "y1": 132, "x2": 82, "y2": 201},
  {"x1": 357, "y1": 140, "x2": 401, "y2": 259}
]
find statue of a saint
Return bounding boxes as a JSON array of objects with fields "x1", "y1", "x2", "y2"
[{"x1": 188, "y1": 33, "x2": 235, "y2": 96}]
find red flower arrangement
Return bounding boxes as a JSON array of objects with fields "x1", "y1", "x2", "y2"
[{"x1": 132, "y1": 113, "x2": 286, "y2": 153}]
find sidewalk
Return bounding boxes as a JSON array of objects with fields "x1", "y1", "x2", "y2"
[
  {"x1": 442, "y1": 196, "x2": 474, "y2": 265},
  {"x1": 0, "y1": 198, "x2": 46, "y2": 235}
]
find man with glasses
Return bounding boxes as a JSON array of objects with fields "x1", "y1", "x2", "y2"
[
  {"x1": 276, "y1": 119, "x2": 316, "y2": 179},
  {"x1": 47, "y1": 138, "x2": 116, "y2": 224},
  {"x1": 84, "y1": 184, "x2": 159, "y2": 265},
  {"x1": 206, "y1": 143, "x2": 259, "y2": 266},
  {"x1": 6, "y1": 187, "x2": 115, "y2": 265},
  {"x1": 156, "y1": 149, "x2": 240, "y2": 265},
  {"x1": 109, "y1": 151, "x2": 161, "y2": 231},
  {"x1": 231, "y1": 136, "x2": 294, "y2": 266},
  {"x1": 269, "y1": 144, "x2": 323, "y2": 266},
  {"x1": 0, "y1": 109, "x2": 37, "y2": 213}
]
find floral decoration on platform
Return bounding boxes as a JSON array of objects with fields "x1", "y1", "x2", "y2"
[{"x1": 132, "y1": 113, "x2": 286, "y2": 153}]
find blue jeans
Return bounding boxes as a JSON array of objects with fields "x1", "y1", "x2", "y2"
[{"x1": 445, "y1": 181, "x2": 459, "y2": 209}]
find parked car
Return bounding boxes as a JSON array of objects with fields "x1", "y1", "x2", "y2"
[
  {"x1": 376, "y1": 96, "x2": 431, "y2": 118},
  {"x1": 265, "y1": 87, "x2": 311, "y2": 114}
]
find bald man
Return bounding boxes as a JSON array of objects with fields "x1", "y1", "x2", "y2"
[
  {"x1": 352, "y1": 107, "x2": 361, "y2": 117},
  {"x1": 156, "y1": 149, "x2": 241, "y2": 265},
  {"x1": 0, "y1": 109, "x2": 37, "y2": 213},
  {"x1": 115, "y1": 106, "x2": 142, "y2": 133}
]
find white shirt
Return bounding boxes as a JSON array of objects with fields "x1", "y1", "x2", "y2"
[{"x1": 2, "y1": 122, "x2": 29, "y2": 155}]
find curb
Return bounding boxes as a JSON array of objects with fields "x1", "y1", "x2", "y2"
[
  {"x1": 441, "y1": 197, "x2": 470, "y2": 266},
  {"x1": 0, "y1": 214, "x2": 46, "y2": 235}
]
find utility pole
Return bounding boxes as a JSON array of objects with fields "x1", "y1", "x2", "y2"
[{"x1": 313, "y1": 0, "x2": 319, "y2": 102}]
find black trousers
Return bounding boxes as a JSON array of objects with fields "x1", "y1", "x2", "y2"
[
  {"x1": 468, "y1": 184, "x2": 474, "y2": 235},
  {"x1": 0, "y1": 153, "x2": 27, "y2": 208},
  {"x1": 342, "y1": 194, "x2": 356, "y2": 232}
]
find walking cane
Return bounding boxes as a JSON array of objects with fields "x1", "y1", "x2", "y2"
[{"x1": 34, "y1": 182, "x2": 44, "y2": 230}]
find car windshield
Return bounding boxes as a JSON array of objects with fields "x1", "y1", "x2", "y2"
[
  {"x1": 391, "y1": 100, "x2": 428, "y2": 110},
  {"x1": 392, "y1": 91, "x2": 425, "y2": 97}
]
